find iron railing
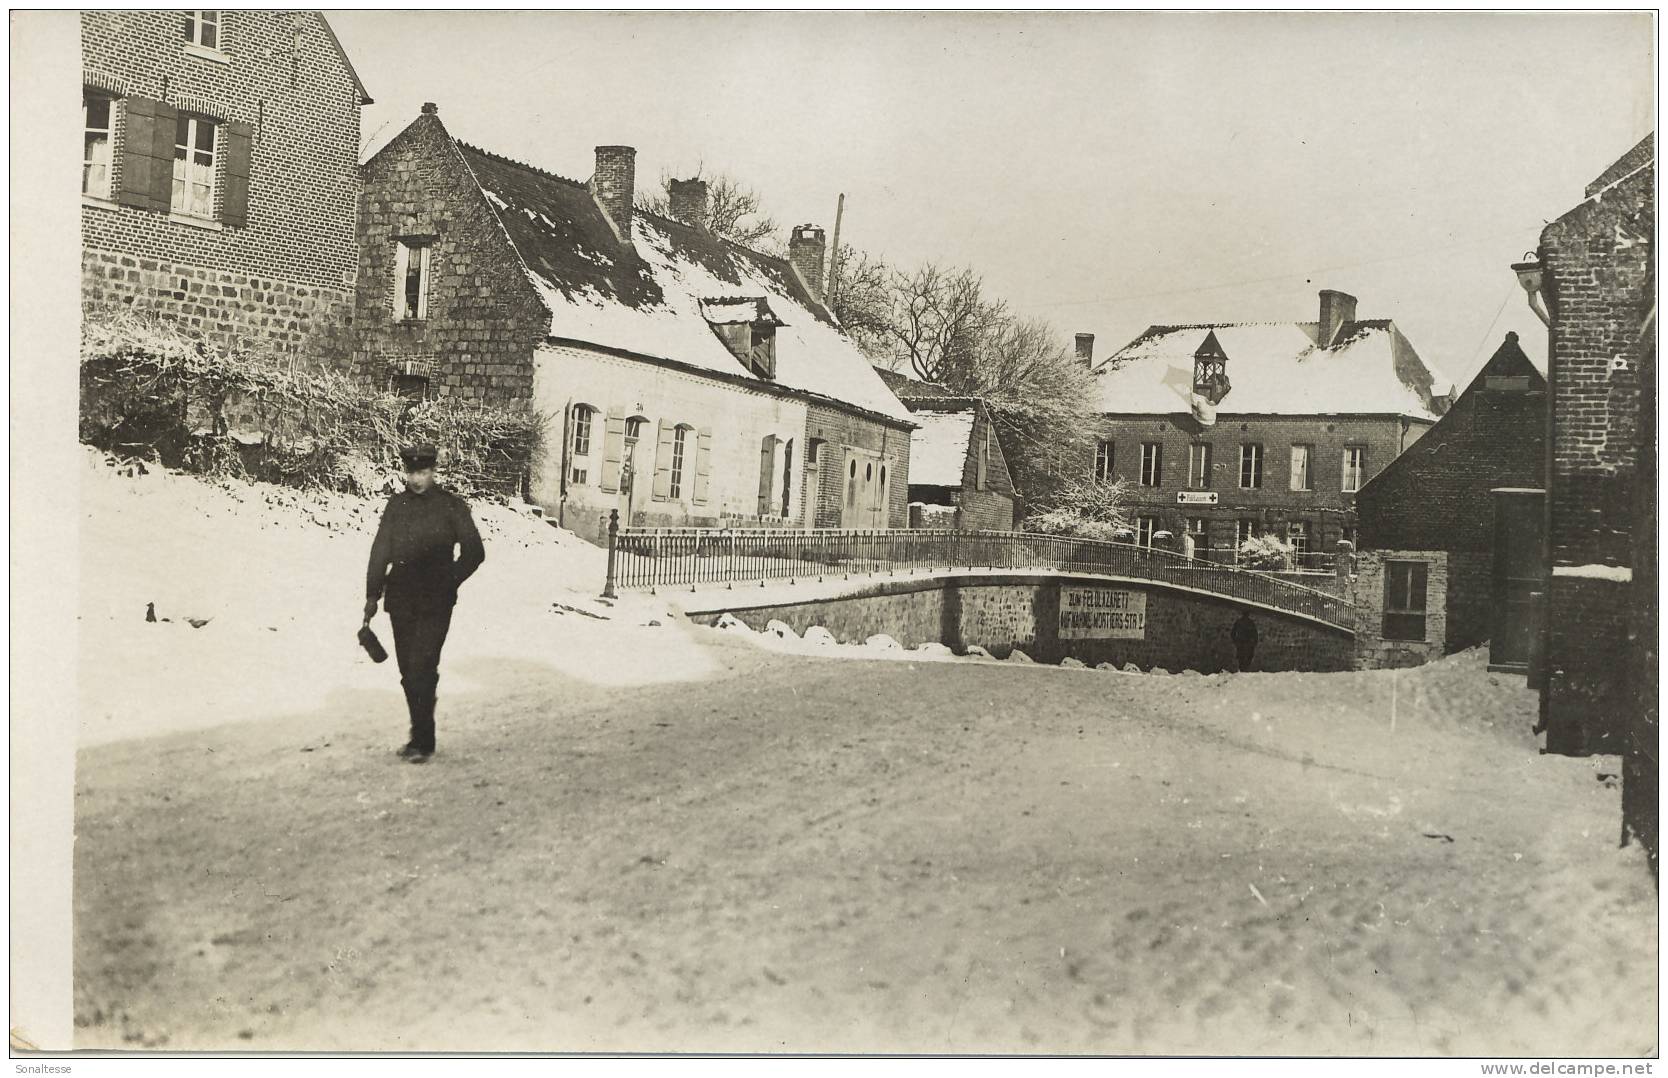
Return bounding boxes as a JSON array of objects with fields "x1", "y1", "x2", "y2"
[{"x1": 607, "y1": 522, "x2": 1355, "y2": 630}]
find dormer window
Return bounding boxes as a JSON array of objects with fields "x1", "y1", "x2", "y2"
[{"x1": 701, "y1": 297, "x2": 784, "y2": 380}]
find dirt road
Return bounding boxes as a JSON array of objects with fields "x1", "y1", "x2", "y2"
[{"x1": 73, "y1": 636, "x2": 1656, "y2": 1054}]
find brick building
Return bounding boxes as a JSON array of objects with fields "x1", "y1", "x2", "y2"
[
  {"x1": 1087, "y1": 291, "x2": 1448, "y2": 562},
  {"x1": 355, "y1": 106, "x2": 913, "y2": 540},
  {"x1": 877, "y1": 369, "x2": 1019, "y2": 530},
  {"x1": 1355, "y1": 332, "x2": 1547, "y2": 659},
  {"x1": 1519, "y1": 133, "x2": 1655, "y2": 758},
  {"x1": 80, "y1": 10, "x2": 370, "y2": 363}
]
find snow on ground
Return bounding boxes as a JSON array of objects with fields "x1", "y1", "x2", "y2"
[
  {"x1": 71, "y1": 455, "x2": 1657, "y2": 1053},
  {"x1": 76, "y1": 449, "x2": 714, "y2": 747}
]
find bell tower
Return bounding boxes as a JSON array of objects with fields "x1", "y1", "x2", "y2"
[{"x1": 1192, "y1": 330, "x2": 1232, "y2": 405}]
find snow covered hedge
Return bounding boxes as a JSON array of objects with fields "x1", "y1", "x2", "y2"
[
  {"x1": 1237, "y1": 533, "x2": 1296, "y2": 570},
  {"x1": 1021, "y1": 475, "x2": 1130, "y2": 541},
  {"x1": 79, "y1": 313, "x2": 544, "y2": 499}
]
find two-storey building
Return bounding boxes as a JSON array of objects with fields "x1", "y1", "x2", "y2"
[
  {"x1": 80, "y1": 10, "x2": 370, "y2": 363},
  {"x1": 354, "y1": 105, "x2": 914, "y2": 541},
  {"x1": 1087, "y1": 290, "x2": 1448, "y2": 563}
]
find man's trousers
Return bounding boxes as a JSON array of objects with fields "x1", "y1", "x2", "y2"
[{"x1": 389, "y1": 606, "x2": 454, "y2": 754}]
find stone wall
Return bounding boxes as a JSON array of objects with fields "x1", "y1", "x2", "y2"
[
  {"x1": 693, "y1": 574, "x2": 1353, "y2": 673},
  {"x1": 353, "y1": 111, "x2": 548, "y2": 402},
  {"x1": 80, "y1": 10, "x2": 363, "y2": 362},
  {"x1": 82, "y1": 249, "x2": 355, "y2": 364},
  {"x1": 1351, "y1": 550, "x2": 1448, "y2": 669}
]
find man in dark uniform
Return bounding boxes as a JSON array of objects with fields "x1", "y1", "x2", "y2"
[
  {"x1": 364, "y1": 444, "x2": 485, "y2": 763},
  {"x1": 1231, "y1": 608, "x2": 1259, "y2": 672}
]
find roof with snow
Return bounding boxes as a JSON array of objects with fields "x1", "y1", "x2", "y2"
[
  {"x1": 455, "y1": 143, "x2": 912, "y2": 425},
  {"x1": 1093, "y1": 320, "x2": 1445, "y2": 421},
  {"x1": 907, "y1": 409, "x2": 979, "y2": 487},
  {"x1": 875, "y1": 367, "x2": 966, "y2": 402}
]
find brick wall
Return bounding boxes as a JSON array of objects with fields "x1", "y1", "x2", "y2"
[
  {"x1": 692, "y1": 574, "x2": 1354, "y2": 673},
  {"x1": 80, "y1": 11, "x2": 362, "y2": 361},
  {"x1": 1099, "y1": 412, "x2": 1431, "y2": 556},
  {"x1": 1538, "y1": 139, "x2": 1654, "y2": 754},
  {"x1": 1352, "y1": 550, "x2": 1448, "y2": 669},
  {"x1": 803, "y1": 402, "x2": 913, "y2": 529},
  {"x1": 353, "y1": 112, "x2": 548, "y2": 402},
  {"x1": 954, "y1": 488, "x2": 1019, "y2": 531},
  {"x1": 1356, "y1": 335, "x2": 1545, "y2": 553}
]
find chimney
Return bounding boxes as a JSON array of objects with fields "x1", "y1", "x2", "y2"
[
  {"x1": 591, "y1": 145, "x2": 636, "y2": 243},
  {"x1": 667, "y1": 177, "x2": 709, "y2": 227},
  {"x1": 789, "y1": 224, "x2": 827, "y2": 302},
  {"x1": 1318, "y1": 289, "x2": 1358, "y2": 346},
  {"x1": 1075, "y1": 333, "x2": 1096, "y2": 367},
  {"x1": 420, "y1": 102, "x2": 438, "y2": 116}
]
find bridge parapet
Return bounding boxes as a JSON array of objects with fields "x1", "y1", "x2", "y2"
[{"x1": 606, "y1": 525, "x2": 1355, "y2": 632}]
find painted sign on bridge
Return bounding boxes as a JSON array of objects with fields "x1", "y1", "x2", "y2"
[{"x1": 1059, "y1": 587, "x2": 1147, "y2": 639}]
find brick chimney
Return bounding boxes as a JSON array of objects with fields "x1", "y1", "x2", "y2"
[
  {"x1": 1319, "y1": 289, "x2": 1358, "y2": 346},
  {"x1": 1075, "y1": 333, "x2": 1095, "y2": 367},
  {"x1": 789, "y1": 224, "x2": 827, "y2": 302},
  {"x1": 591, "y1": 146, "x2": 636, "y2": 243},
  {"x1": 667, "y1": 177, "x2": 708, "y2": 227}
]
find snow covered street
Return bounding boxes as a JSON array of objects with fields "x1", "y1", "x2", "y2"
[{"x1": 70, "y1": 460, "x2": 1657, "y2": 1054}]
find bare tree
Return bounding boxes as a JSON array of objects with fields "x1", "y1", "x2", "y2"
[
  {"x1": 638, "y1": 167, "x2": 780, "y2": 252},
  {"x1": 877, "y1": 263, "x2": 1006, "y2": 384},
  {"x1": 827, "y1": 244, "x2": 892, "y2": 358}
]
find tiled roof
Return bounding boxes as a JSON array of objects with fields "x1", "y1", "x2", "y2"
[
  {"x1": 875, "y1": 366, "x2": 963, "y2": 401},
  {"x1": 1092, "y1": 319, "x2": 1444, "y2": 420},
  {"x1": 456, "y1": 143, "x2": 911, "y2": 424}
]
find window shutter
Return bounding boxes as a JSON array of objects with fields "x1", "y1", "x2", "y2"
[
  {"x1": 651, "y1": 420, "x2": 675, "y2": 501},
  {"x1": 757, "y1": 438, "x2": 776, "y2": 515},
  {"x1": 220, "y1": 120, "x2": 253, "y2": 227},
  {"x1": 118, "y1": 96, "x2": 176, "y2": 211},
  {"x1": 598, "y1": 408, "x2": 626, "y2": 493},
  {"x1": 693, "y1": 428, "x2": 713, "y2": 506},
  {"x1": 146, "y1": 100, "x2": 179, "y2": 213}
]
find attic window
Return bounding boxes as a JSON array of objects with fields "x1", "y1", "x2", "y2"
[
  {"x1": 701, "y1": 297, "x2": 784, "y2": 380},
  {"x1": 1485, "y1": 375, "x2": 1532, "y2": 393}
]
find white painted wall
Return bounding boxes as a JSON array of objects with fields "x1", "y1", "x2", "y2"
[{"x1": 532, "y1": 343, "x2": 809, "y2": 531}]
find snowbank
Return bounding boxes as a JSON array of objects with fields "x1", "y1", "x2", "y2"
[{"x1": 76, "y1": 450, "x2": 720, "y2": 747}]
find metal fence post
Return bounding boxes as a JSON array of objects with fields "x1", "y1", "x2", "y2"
[{"x1": 601, "y1": 509, "x2": 619, "y2": 599}]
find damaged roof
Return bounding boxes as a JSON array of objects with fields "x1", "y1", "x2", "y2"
[
  {"x1": 455, "y1": 143, "x2": 912, "y2": 424},
  {"x1": 1092, "y1": 320, "x2": 1446, "y2": 421}
]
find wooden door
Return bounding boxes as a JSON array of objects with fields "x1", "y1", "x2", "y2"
[{"x1": 1490, "y1": 489, "x2": 1546, "y2": 671}]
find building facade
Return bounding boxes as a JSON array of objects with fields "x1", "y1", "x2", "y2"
[
  {"x1": 1355, "y1": 333, "x2": 1547, "y2": 659},
  {"x1": 1525, "y1": 133, "x2": 1654, "y2": 758},
  {"x1": 1087, "y1": 291, "x2": 1447, "y2": 563},
  {"x1": 355, "y1": 106, "x2": 914, "y2": 541},
  {"x1": 80, "y1": 10, "x2": 370, "y2": 363},
  {"x1": 877, "y1": 370, "x2": 1020, "y2": 530}
]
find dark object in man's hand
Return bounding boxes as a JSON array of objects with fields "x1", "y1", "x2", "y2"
[{"x1": 358, "y1": 625, "x2": 389, "y2": 663}]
